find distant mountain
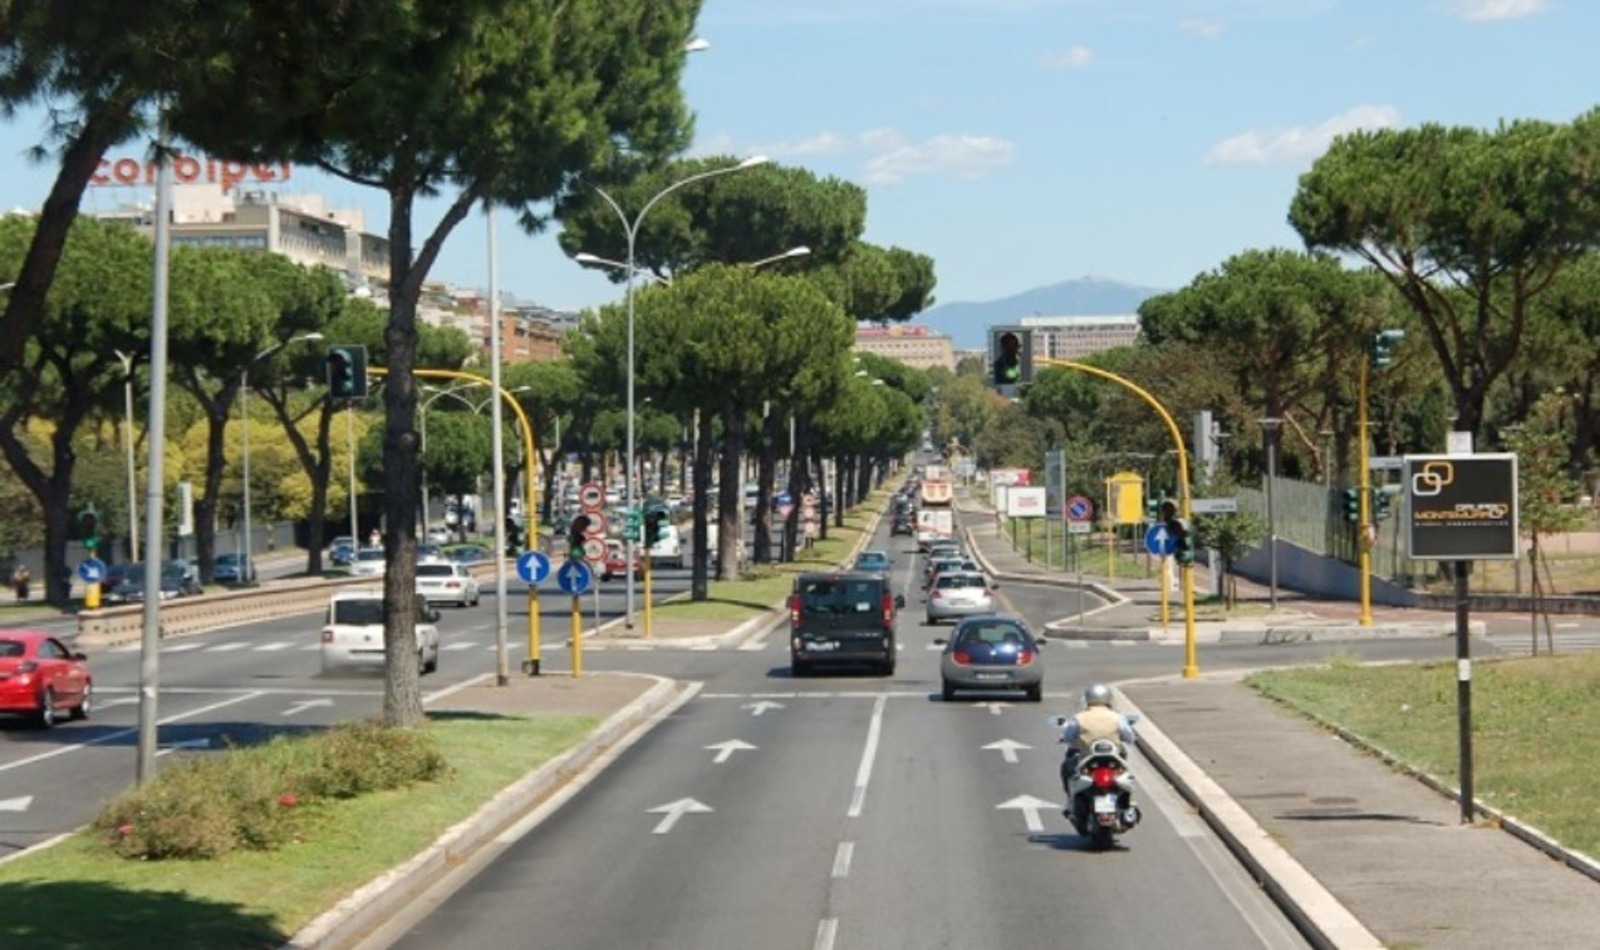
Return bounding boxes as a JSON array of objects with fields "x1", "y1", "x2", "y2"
[{"x1": 917, "y1": 277, "x2": 1169, "y2": 349}]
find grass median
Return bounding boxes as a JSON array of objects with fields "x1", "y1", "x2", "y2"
[
  {"x1": 0, "y1": 712, "x2": 597, "y2": 949},
  {"x1": 1248, "y1": 651, "x2": 1600, "y2": 858}
]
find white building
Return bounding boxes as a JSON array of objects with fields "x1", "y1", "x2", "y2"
[{"x1": 1019, "y1": 314, "x2": 1141, "y2": 361}]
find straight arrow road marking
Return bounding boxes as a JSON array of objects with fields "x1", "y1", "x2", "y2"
[
  {"x1": 983, "y1": 739, "x2": 1031, "y2": 763},
  {"x1": 743, "y1": 700, "x2": 785, "y2": 716},
  {"x1": 705, "y1": 740, "x2": 756, "y2": 764},
  {"x1": 997, "y1": 795, "x2": 1056, "y2": 833},
  {"x1": 284, "y1": 698, "x2": 335, "y2": 717},
  {"x1": 0, "y1": 796, "x2": 33, "y2": 812},
  {"x1": 647, "y1": 798, "x2": 713, "y2": 834}
]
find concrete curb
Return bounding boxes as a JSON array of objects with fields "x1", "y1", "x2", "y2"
[
  {"x1": 284, "y1": 671, "x2": 693, "y2": 950},
  {"x1": 1118, "y1": 685, "x2": 1385, "y2": 950},
  {"x1": 586, "y1": 608, "x2": 787, "y2": 651}
]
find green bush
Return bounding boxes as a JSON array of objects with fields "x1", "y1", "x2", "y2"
[{"x1": 92, "y1": 721, "x2": 450, "y2": 861}]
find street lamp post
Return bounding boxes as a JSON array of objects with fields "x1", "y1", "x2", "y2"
[
  {"x1": 420, "y1": 382, "x2": 531, "y2": 535},
  {"x1": 240, "y1": 333, "x2": 323, "y2": 582},
  {"x1": 114, "y1": 350, "x2": 140, "y2": 562},
  {"x1": 588, "y1": 155, "x2": 769, "y2": 626},
  {"x1": 1260, "y1": 417, "x2": 1283, "y2": 609}
]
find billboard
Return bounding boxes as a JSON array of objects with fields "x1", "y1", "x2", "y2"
[
  {"x1": 1005, "y1": 487, "x2": 1047, "y2": 518},
  {"x1": 1404, "y1": 454, "x2": 1518, "y2": 560}
]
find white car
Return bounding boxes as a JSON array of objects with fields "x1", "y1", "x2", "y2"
[
  {"x1": 320, "y1": 589, "x2": 440, "y2": 675},
  {"x1": 416, "y1": 560, "x2": 481, "y2": 607},
  {"x1": 350, "y1": 547, "x2": 386, "y2": 577}
]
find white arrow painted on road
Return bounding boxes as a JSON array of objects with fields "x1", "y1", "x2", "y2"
[
  {"x1": 283, "y1": 698, "x2": 335, "y2": 717},
  {"x1": 743, "y1": 700, "x2": 785, "y2": 717},
  {"x1": 983, "y1": 739, "x2": 1032, "y2": 764},
  {"x1": 647, "y1": 798, "x2": 713, "y2": 834},
  {"x1": 0, "y1": 796, "x2": 33, "y2": 812},
  {"x1": 705, "y1": 740, "x2": 757, "y2": 764},
  {"x1": 997, "y1": 795, "x2": 1056, "y2": 833},
  {"x1": 975, "y1": 701, "x2": 1012, "y2": 716}
]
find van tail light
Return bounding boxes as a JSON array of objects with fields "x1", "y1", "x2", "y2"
[
  {"x1": 321, "y1": 628, "x2": 335, "y2": 644},
  {"x1": 789, "y1": 594, "x2": 801, "y2": 625},
  {"x1": 881, "y1": 594, "x2": 894, "y2": 625}
]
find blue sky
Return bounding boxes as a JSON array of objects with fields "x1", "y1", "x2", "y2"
[{"x1": 4, "y1": 0, "x2": 1596, "y2": 314}]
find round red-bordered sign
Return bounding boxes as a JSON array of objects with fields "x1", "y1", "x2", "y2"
[
  {"x1": 583, "y1": 511, "x2": 608, "y2": 538},
  {"x1": 579, "y1": 482, "x2": 605, "y2": 511},
  {"x1": 582, "y1": 537, "x2": 607, "y2": 563}
]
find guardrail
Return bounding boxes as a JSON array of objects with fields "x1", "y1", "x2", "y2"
[{"x1": 75, "y1": 560, "x2": 516, "y2": 648}]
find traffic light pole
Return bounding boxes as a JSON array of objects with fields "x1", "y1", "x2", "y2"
[{"x1": 1359, "y1": 357, "x2": 1374, "y2": 627}]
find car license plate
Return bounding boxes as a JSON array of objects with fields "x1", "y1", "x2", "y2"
[
  {"x1": 807, "y1": 641, "x2": 838, "y2": 652},
  {"x1": 974, "y1": 672, "x2": 1008, "y2": 681},
  {"x1": 1093, "y1": 795, "x2": 1117, "y2": 815}
]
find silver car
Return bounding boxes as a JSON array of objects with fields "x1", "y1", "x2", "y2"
[
  {"x1": 926, "y1": 570, "x2": 997, "y2": 624},
  {"x1": 938, "y1": 615, "x2": 1044, "y2": 702}
]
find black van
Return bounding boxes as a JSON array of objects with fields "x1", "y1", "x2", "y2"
[{"x1": 789, "y1": 571, "x2": 906, "y2": 677}]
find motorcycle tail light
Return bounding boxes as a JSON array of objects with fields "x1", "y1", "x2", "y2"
[{"x1": 1091, "y1": 765, "x2": 1117, "y2": 789}]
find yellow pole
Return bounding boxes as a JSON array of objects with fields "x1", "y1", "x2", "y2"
[
  {"x1": 86, "y1": 582, "x2": 100, "y2": 610},
  {"x1": 570, "y1": 594, "x2": 583, "y2": 676},
  {"x1": 1041, "y1": 357, "x2": 1198, "y2": 678},
  {"x1": 1359, "y1": 358, "x2": 1374, "y2": 627}
]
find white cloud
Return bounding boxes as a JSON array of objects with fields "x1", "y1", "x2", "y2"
[
  {"x1": 1042, "y1": 45, "x2": 1095, "y2": 70},
  {"x1": 1439, "y1": 0, "x2": 1549, "y2": 21},
  {"x1": 1205, "y1": 104, "x2": 1401, "y2": 166},
  {"x1": 1179, "y1": 18, "x2": 1225, "y2": 38},
  {"x1": 752, "y1": 132, "x2": 847, "y2": 158},
  {"x1": 858, "y1": 128, "x2": 911, "y2": 152},
  {"x1": 863, "y1": 134, "x2": 1018, "y2": 184}
]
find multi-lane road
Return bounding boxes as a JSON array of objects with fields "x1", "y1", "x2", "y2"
[{"x1": 2, "y1": 515, "x2": 1492, "y2": 948}]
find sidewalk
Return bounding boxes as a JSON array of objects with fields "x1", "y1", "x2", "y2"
[{"x1": 956, "y1": 492, "x2": 1600, "y2": 948}]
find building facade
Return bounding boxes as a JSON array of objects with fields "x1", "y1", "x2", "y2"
[
  {"x1": 1018, "y1": 314, "x2": 1141, "y2": 361},
  {"x1": 853, "y1": 323, "x2": 956, "y2": 371}
]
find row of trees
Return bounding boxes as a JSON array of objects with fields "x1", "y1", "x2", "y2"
[{"x1": 936, "y1": 110, "x2": 1600, "y2": 571}]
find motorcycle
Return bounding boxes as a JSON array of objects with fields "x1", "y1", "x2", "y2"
[{"x1": 1052, "y1": 715, "x2": 1142, "y2": 849}]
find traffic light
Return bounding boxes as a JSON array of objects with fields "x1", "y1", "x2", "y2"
[
  {"x1": 1164, "y1": 514, "x2": 1193, "y2": 567},
  {"x1": 644, "y1": 510, "x2": 665, "y2": 548},
  {"x1": 624, "y1": 508, "x2": 643, "y2": 543},
  {"x1": 989, "y1": 326, "x2": 1033, "y2": 390},
  {"x1": 1342, "y1": 487, "x2": 1361, "y2": 524},
  {"x1": 1145, "y1": 496, "x2": 1161, "y2": 523},
  {"x1": 1369, "y1": 329, "x2": 1405, "y2": 370},
  {"x1": 504, "y1": 515, "x2": 523, "y2": 552},
  {"x1": 1374, "y1": 489, "x2": 1392, "y2": 522},
  {"x1": 77, "y1": 506, "x2": 99, "y2": 551},
  {"x1": 567, "y1": 514, "x2": 591, "y2": 559},
  {"x1": 325, "y1": 344, "x2": 369, "y2": 398}
]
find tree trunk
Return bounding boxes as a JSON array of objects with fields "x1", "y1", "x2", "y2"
[
  {"x1": 716, "y1": 407, "x2": 746, "y2": 582},
  {"x1": 690, "y1": 416, "x2": 714, "y2": 601},
  {"x1": 753, "y1": 411, "x2": 780, "y2": 565}
]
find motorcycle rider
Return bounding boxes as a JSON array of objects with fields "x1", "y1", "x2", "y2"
[{"x1": 1059, "y1": 683, "x2": 1139, "y2": 821}]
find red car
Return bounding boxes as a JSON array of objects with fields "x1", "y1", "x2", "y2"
[
  {"x1": 601, "y1": 540, "x2": 643, "y2": 581},
  {"x1": 0, "y1": 630, "x2": 92, "y2": 728}
]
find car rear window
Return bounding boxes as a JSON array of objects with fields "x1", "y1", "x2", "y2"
[
  {"x1": 937, "y1": 573, "x2": 987, "y2": 590},
  {"x1": 958, "y1": 622, "x2": 1027, "y2": 646},
  {"x1": 797, "y1": 578, "x2": 882, "y2": 614},
  {"x1": 332, "y1": 599, "x2": 385, "y2": 625},
  {"x1": 417, "y1": 564, "x2": 455, "y2": 578}
]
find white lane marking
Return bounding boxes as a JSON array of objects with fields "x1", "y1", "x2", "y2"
[
  {"x1": 0, "y1": 690, "x2": 266, "y2": 775},
  {"x1": 705, "y1": 739, "x2": 756, "y2": 764},
  {"x1": 646, "y1": 797, "x2": 713, "y2": 835},
  {"x1": 0, "y1": 796, "x2": 33, "y2": 812},
  {"x1": 997, "y1": 794, "x2": 1054, "y2": 833},
  {"x1": 831, "y1": 841, "x2": 854, "y2": 879},
  {"x1": 983, "y1": 738, "x2": 1031, "y2": 764},
  {"x1": 284, "y1": 698, "x2": 335, "y2": 717},
  {"x1": 847, "y1": 694, "x2": 888, "y2": 818},
  {"x1": 257, "y1": 642, "x2": 294, "y2": 652},
  {"x1": 814, "y1": 918, "x2": 839, "y2": 950},
  {"x1": 207, "y1": 642, "x2": 250, "y2": 652},
  {"x1": 162, "y1": 642, "x2": 206, "y2": 653},
  {"x1": 444, "y1": 642, "x2": 479, "y2": 652}
]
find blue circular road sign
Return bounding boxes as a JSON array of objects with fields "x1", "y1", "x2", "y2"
[
  {"x1": 556, "y1": 559, "x2": 594, "y2": 595},
  {"x1": 1144, "y1": 523, "x2": 1177, "y2": 557},
  {"x1": 516, "y1": 550, "x2": 552, "y2": 585},
  {"x1": 77, "y1": 557, "x2": 108, "y2": 584}
]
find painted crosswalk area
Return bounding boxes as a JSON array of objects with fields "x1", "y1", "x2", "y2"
[{"x1": 1482, "y1": 625, "x2": 1600, "y2": 657}]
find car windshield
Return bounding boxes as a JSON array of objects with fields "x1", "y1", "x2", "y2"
[
  {"x1": 417, "y1": 563, "x2": 455, "y2": 578},
  {"x1": 356, "y1": 549, "x2": 384, "y2": 562},
  {"x1": 332, "y1": 598, "x2": 385, "y2": 625},
  {"x1": 797, "y1": 578, "x2": 880, "y2": 614},
  {"x1": 856, "y1": 553, "x2": 889, "y2": 567}
]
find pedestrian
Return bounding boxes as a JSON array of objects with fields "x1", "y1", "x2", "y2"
[
  {"x1": 12, "y1": 563, "x2": 30, "y2": 601},
  {"x1": 368, "y1": 527, "x2": 381, "y2": 548}
]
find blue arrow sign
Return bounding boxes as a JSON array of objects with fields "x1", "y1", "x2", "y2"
[
  {"x1": 516, "y1": 550, "x2": 552, "y2": 585},
  {"x1": 1144, "y1": 524, "x2": 1177, "y2": 557},
  {"x1": 1066, "y1": 495, "x2": 1093, "y2": 522},
  {"x1": 77, "y1": 557, "x2": 108, "y2": 584},
  {"x1": 556, "y1": 559, "x2": 593, "y2": 595}
]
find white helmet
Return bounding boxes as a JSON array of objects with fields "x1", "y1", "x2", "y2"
[{"x1": 1084, "y1": 683, "x2": 1114, "y2": 708}]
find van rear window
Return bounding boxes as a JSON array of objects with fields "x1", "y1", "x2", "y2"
[
  {"x1": 332, "y1": 599, "x2": 385, "y2": 626},
  {"x1": 797, "y1": 578, "x2": 880, "y2": 614}
]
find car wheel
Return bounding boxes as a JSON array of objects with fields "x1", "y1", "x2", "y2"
[
  {"x1": 71, "y1": 682, "x2": 92, "y2": 720},
  {"x1": 881, "y1": 660, "x2": 896, "y2": 677},
  {"x1": 1025, "y1": 683, "x2": 1042, "y2": 703},
  {"x1": 425, "y1": 647, "x2": 439, "y2": 674},
  {"x1": 941, "y1": 680, "x2": 956, "y2": 702},
  {"x1": 38, "y1": 688, "x2": 57, "y2": 729}
]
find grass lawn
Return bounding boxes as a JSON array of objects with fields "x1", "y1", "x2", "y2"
[
  {"x1": 0, "y1": 712, "x2": 597, "y2": 950},
  {"x1": 1248, "y1": 652, "x2": 1600, "y2": 858}
]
